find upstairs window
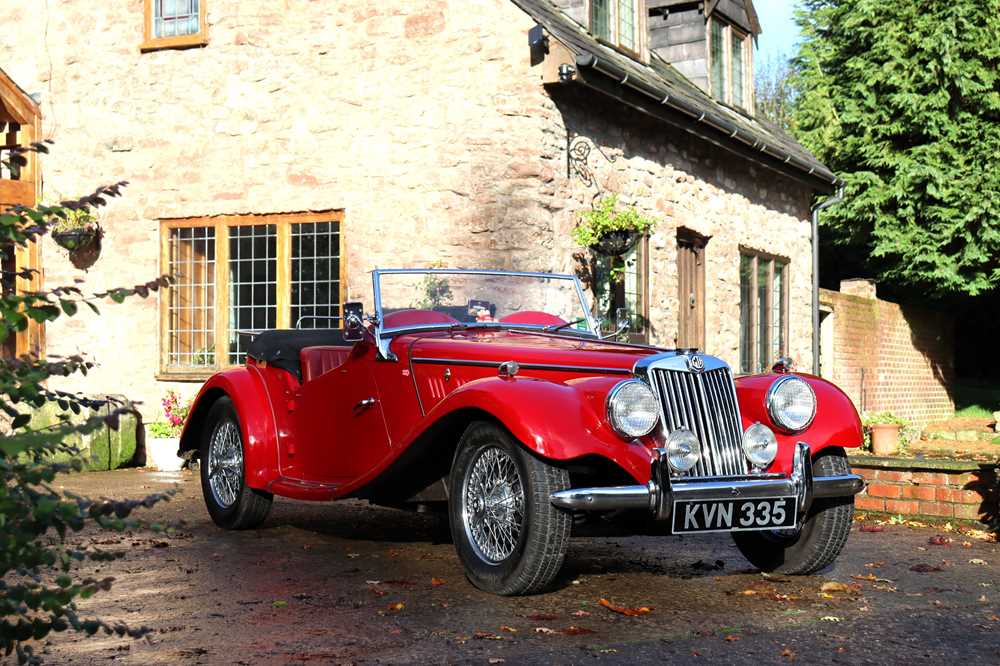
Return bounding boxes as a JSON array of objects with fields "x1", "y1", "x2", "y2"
[
  {"x1": 589, "y1": 1, "x2": 642, "y2": 56},
  {"x1": 708, "y1": 17, "x2": 751, "y2": 111},
  {"x1": 142, "y1": 0, "x2": 207, "y2": 52}
]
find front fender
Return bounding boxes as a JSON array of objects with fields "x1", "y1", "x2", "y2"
[
  {"x1": 179, "y1": 366, "x2": 281, "y2": 490},
  {"x1": 424, "y1": 374, "x2": 655, "y2": 484},
  {"x1": 736, "y1": 373, "x2": 863, "y2": 476}
]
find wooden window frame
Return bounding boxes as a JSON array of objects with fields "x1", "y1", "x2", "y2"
[
  {"x1": 158, "y1": 211, "x2": 345, "y2": 381},
  {"x1": 141, "y1": 0, "x2": 208, "y2": 53},
  {"x1": 587, "y1": 0, "x2": 647, "y2": 61},
  {"x1": 738, "y1": 249, "x2": 789, "y2": 374},
  {"x1": 706, "y1": 17, "x2": 753, "y2": 112}
]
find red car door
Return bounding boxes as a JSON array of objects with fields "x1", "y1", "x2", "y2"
[{"x1": 291, "y1": 343, "x2": 391, "y2": 482}]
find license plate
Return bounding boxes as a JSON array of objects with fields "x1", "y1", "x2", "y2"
[{"x1": 671, "y1": 497, "x2": 797, "y2": 534}]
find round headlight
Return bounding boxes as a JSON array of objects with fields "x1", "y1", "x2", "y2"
[
  {"x1": 742, "y1": 422, "x2": 778, "y2": 468},
  {"x1": 607, "y1": 380, "x2": 659, "y2": 439},
  {"x1": 666, "y1": 428, "x2": 701, "y2": 472},
  {"x1": 767, "y1": 376, "x2": 817, "y2": 432}
]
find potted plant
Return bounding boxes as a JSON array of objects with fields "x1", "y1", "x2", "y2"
[
  {"x1": 863, "y1": 411, "x2": 906, "y2": 456},
  {"x1": 572, "y1": 194, "x2": 656, "y2": 257},
  {"x1": 146, "y1": 390, "x2": 190, "y2": 471},
  {"x1": 50, "y1": 205, "x2": 104, "y2": 269}
]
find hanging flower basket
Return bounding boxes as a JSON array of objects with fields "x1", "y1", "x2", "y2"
[
  {"x1": 52, "y1": 227, "x2": 101, "y2": 252},
  {"x1": 590, "y1": 229, "x2": 639, "y2": 257}
]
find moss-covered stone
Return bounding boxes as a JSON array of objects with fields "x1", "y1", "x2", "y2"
[{"x1": 23, "y1": 397, "x2": 139, "y2": 471}]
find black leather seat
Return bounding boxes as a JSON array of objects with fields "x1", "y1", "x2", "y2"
[{"x1": 246, "y1": 330, "x2": 352, "y2": 381}]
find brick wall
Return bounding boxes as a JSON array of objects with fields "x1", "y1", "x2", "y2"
[
  {"x1": 854, "y1": 461, "x2": 996, "y2": 523},
  {"x1": 820, "y1": 286, "x2": 954, "y2": 428}
]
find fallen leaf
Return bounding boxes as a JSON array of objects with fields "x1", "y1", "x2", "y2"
[
  {"x1": 969, "y1": 558, "x2": 988, "y2": 566},
  {"x1": 836, "y1": 646, "x2": 848, "y2": 653},
  {"x1": 724, "y1": 634, "x2": 741, "y2": 642},
  {"x1": 598, "y1": 598, "x2": 654, "y2": 616},
  {"x1": 910, "y1": 563, "x2": 943, "y2": 573},
  {"x1": 347, "y1": 553, "x2": 360, "y2": 559},
  {"x1": 736, "y1": 589, "x2": 759, "y2": 596},
  {"x1": 488, "y1": 659, "x2": 505, "y2": 664},
  {"x1": 431, "y1": 577, "x2": 445, "y2": 587},
  {"x1": 929, "y1": 535, "x2": 952, "y2": 546},
  {"x1": 865, "y1": 561, "x2": 885, "y2": 568},
  {"x1": 528, "y1": 613, "x2": 558, "y2": 621},
  {"x1": 781, "y1": 646, "x2": 796, "y2": 661},
  {"x1": 821, "y1": 616, "x2": 842, "y2": 622},
  {"x1": 978, "y1": 594, "x2": 988, "y2": 603},
  {"x1": 600, "y1": 649, "x2": 618, "y2": 655},
  {"x1": 387, "y1": 602, "x2": 405, "y2": 612},
  {"x1": 370, "y1": 587, "x2": 387, "y2": 597},
  {"x1": 534, "y1": 627, "x2": 556, "y2": 635},
  {"x1": 500, "y1": 626, "x2": 518, "y2": 634},
  {"x1": 961, "y1": 541, "x2": 973, "y2": 548},
  {"x1": 851, "y1": 574, "x2": 878, "y2": 582},
  {"x1": 272, "y1": 600, "x2": 288, "y2": 609},
  {"x1": 366, "y1": 580, "x2": 381, "y2": 585},
  {"x1": 860, "y1": 524, "x2": 884, "y2": 533},
  {"x1": 563, "y1": 626, "x2": 596, "y2": 636},
  {"x1": 571, "y1": 610, "x2": 591, "y2": 617},
  {"x1": 820, "y1": 581, "x2": 851, "y2": 593},
  {"x1": 473, "y1": 631, "x2": 504, "y2": 641}
]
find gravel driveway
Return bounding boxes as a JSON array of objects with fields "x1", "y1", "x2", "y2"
[{"x1": 36, "y1": 469, "x2": 1000, "y2": 665}]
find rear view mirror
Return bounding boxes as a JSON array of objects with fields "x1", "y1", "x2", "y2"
[
  {"x1": 343, "y1": 302, "x2": 364, "y2": 342},
  {"x1": 615, "y1": 307, "x2": 630, "y2": 334}
]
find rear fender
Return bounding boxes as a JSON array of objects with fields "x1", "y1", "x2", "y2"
[
  {"x1": 179, "y1": 366, "x2": 281, "y2": 490},
  {"x1": 425, "y1": 375, "x2": 655, "y2": 484}
]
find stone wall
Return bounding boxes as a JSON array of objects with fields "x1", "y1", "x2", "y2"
[
  {"x1": 820, "y1": 285, "x2": 955, "y2": 427},
  {"x1": 1, "y1": 0, "x2": 815, "y2": 420}
]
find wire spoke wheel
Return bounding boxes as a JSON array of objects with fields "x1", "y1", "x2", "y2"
[
  {"x1": 462, "y1": 446, "x2": 525, "y2": 564},
  {"x1": 208, "y1": 420, "x2": 244, "y2": 509}
]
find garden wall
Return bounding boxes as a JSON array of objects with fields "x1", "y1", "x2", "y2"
[{"x1": 820, "y1": 282, "x2": 955, "y2": 428}]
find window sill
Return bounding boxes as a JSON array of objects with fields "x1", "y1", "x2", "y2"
[
  {"x1": 140, "y1": 34, "x2": 208, "y2": 53},
  {"x1": 156, "y1": 370, "x2": 217, "y2": 383}
]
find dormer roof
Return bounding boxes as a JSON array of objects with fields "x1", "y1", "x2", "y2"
[{"x1": 515, "y1": 0, "x2": 837, "y2": 191}]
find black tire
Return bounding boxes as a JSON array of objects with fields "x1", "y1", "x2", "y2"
[
  {"x1": 732, "y1": 447, "x2": 855, "y2": 574},
  {"x1": 448, "y1": 421, "x2": 571, "y2": 596},
  {"x1": 199, "y1": 397, "x2": 273, "y2": 530}
]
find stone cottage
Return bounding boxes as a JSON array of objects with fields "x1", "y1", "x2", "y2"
[{"x1": 0, "y1": 0, "x2": 836, "y2": 420}]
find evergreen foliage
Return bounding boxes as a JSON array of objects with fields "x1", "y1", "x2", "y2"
[{"x1": 792, "y1": 0, "x2": 1000, "y2": 295}]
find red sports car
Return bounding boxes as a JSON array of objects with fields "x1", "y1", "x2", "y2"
[{"x1": 180, "y1": 269, "x2": 864, "y2": 595}]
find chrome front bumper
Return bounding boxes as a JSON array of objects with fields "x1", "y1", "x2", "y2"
[{"x1": 550, "y1": 443, "x2": 865, "y2": 522}]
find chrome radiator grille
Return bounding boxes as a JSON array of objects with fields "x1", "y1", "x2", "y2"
[{"x1": 651, "y1": 367, "x2": 749, "y2": 478}]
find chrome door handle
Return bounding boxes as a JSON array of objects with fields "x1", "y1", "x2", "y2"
[{"x1": 353, "y1": 397, "x2": 377, "y2": 414}]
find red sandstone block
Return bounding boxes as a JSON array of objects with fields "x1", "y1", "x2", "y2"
[
  {"x1": 917, "y1": 502, "x2": 954, "y2": 518},
  {"x1": 935, "y1": 487, "x2": 982, "y2": 505},
  {"x1": 855, "y1": 496, "x2": 886, "y2": 512},
  {"x1": 902, "y1": 485, "x2": 937, "y2": 501},
  {"x1": 875, "y1": 470, "x2": 913, "y2": 483},
  {"x1": 855, "y1": 467, "x2": 879, "y2": 481},
  {"x1": 885, "y1": 499, "x2": 920, "y2": 514},
  {"x1": 954, "y1": 504, "x2": 984, "y2": 520},
  {"x1": 912, "y1": 472, "x2": 950, "y2": 486},
  {"x1": 867, "y1": 483, "x2": 902, "y2": 499}
]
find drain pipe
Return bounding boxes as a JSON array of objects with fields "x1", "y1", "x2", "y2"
[{"x1": 811, "y1": 185, "x2": 844, "y2": 375}]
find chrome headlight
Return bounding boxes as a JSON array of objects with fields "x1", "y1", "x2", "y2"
[
  {"x1": 607, "y1": 380, "x2": 659, "y2": 439},
  {"x1": 665, "y1": 428, "x2": 701, "y2": 472},
  {"x1": 742, "y1": 422, "x2": 778, "y2": 468},
  {"x1": 767, "y1": 376, "x2": 817, "y2": 432}
]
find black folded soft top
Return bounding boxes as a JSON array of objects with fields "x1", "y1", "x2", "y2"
[{"x1": 246, "y1": 329, "x2": 352, "y2": 379}]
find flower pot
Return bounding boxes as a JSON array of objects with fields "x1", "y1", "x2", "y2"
[
  {"x1": 146, "y1": 437, "x2": 183, "y2": 471},
  {"x1": 869, "y1": 423, "x2": 901, "y2": 456},
  {"x1": 52, "y1": 228, "x2": 100, "y2": 252},
  {"x1": 590, "y1": 230, "x2": 638, "y2": 257}
]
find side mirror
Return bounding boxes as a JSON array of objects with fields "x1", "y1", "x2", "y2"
[{"x1": 343, "y1": 302, "x2": 364, "y2": 342}]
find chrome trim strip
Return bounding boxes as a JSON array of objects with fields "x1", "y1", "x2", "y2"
[{"x1": 410, "y1": 357, "x2": 632, "y2": 375}]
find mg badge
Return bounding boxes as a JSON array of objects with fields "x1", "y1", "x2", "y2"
[{"x1": 687, "y1": 355, "x2": 705, "y2": 373}]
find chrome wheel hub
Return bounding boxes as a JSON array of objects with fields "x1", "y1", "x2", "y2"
[
  {"x1": 462, "y1": 446, "x2": 525, "y2": 564},
  {"x1": 208, "y1": 420, "x2": 243, "y2": 509}
]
